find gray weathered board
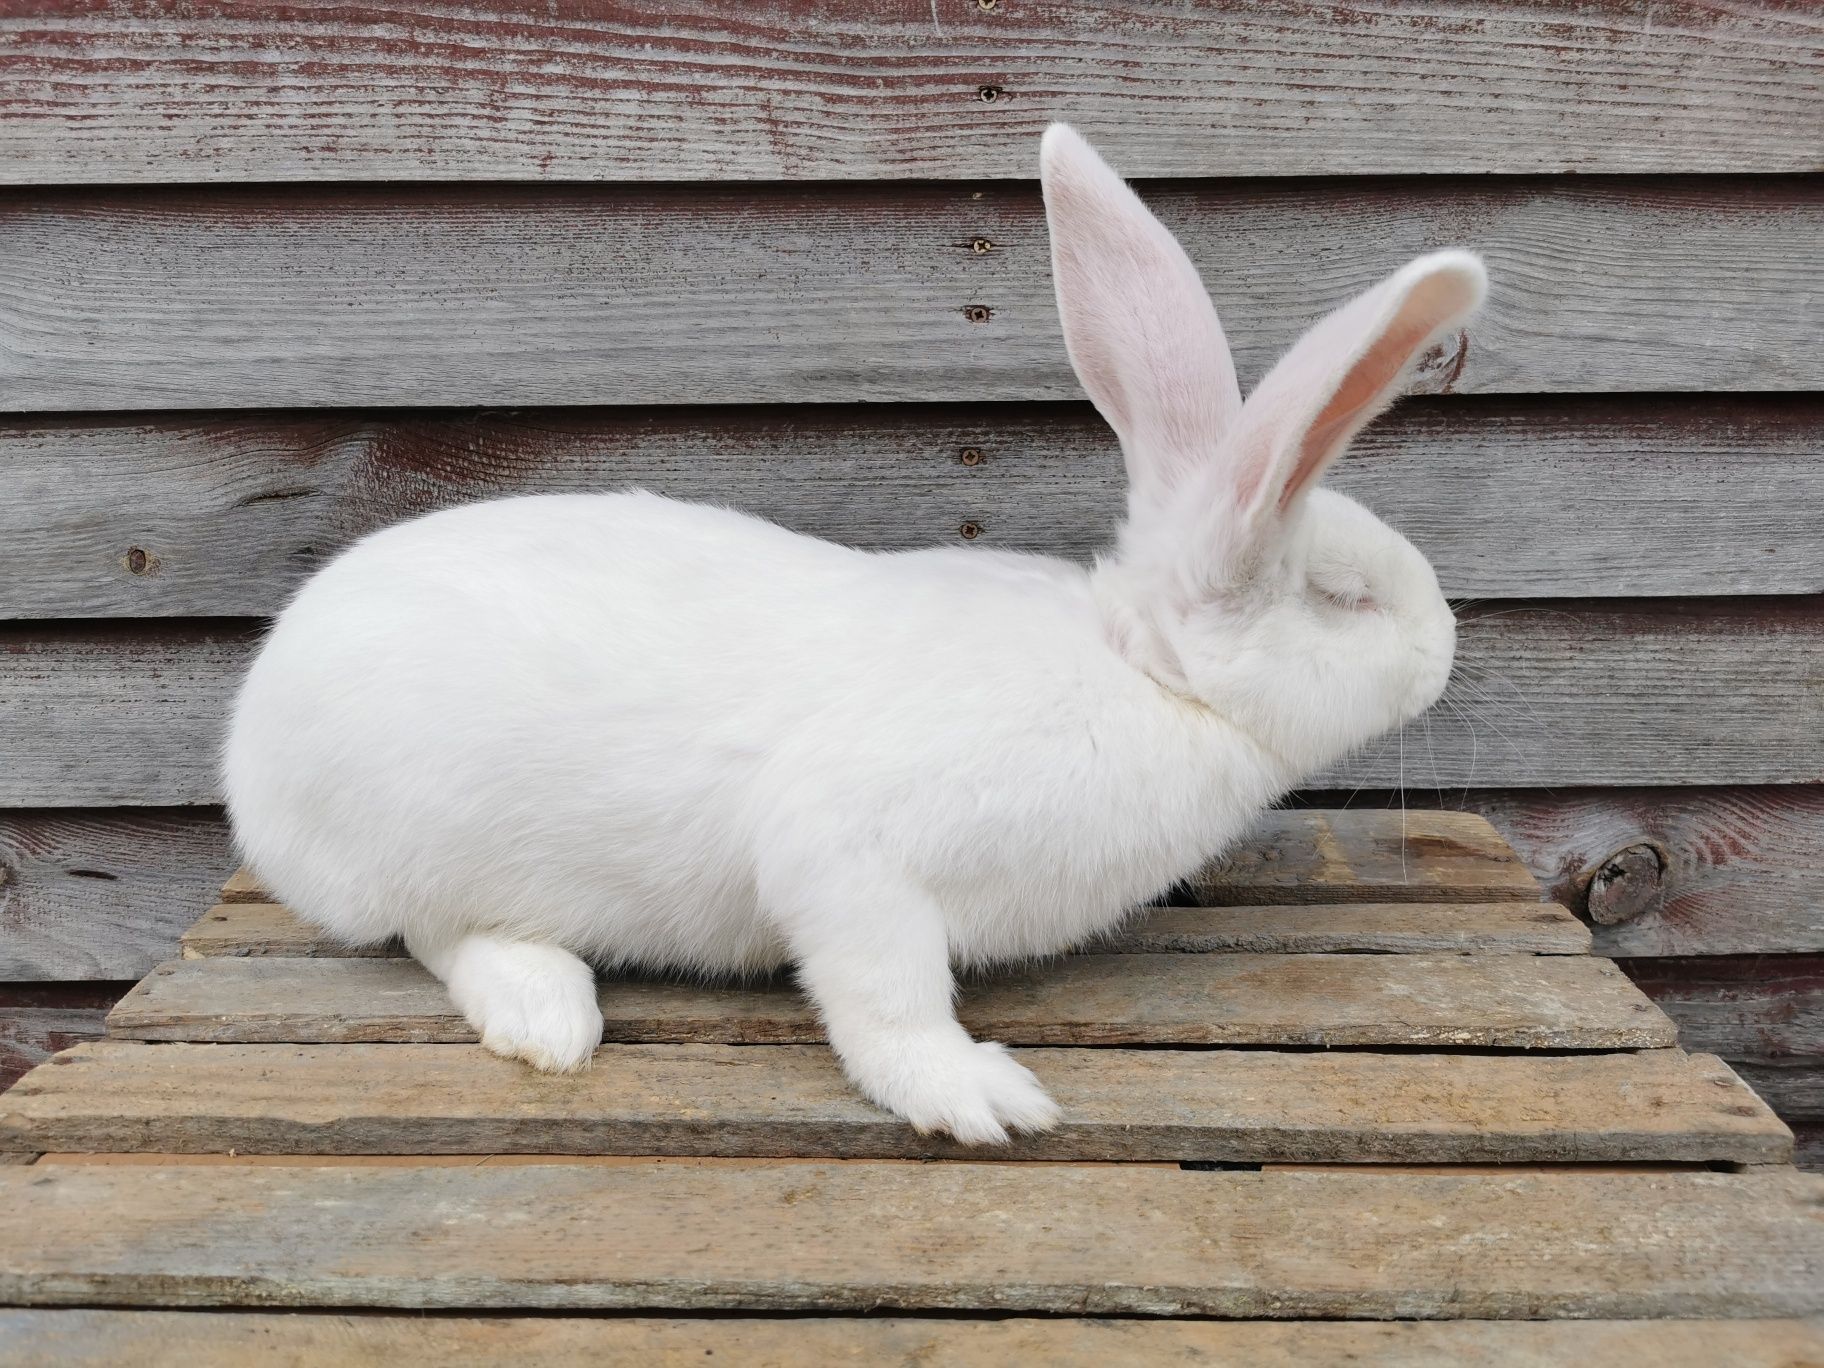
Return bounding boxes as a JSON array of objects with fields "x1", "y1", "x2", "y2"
[
  {"x1": 107, "y1": 952, "x2": 1675, "y2": 1050},
  {"x1": 0, "y1": 809, "x2": 236, "y2": 980},
  {"x1": 1, "y1": 179, "x2": 1819, "y2": 411},
  {"x1": 4, "y1": 1312, "x2": 1823, "y2": 1368},
  {"x1": 7, "y1": 397, "x2": 1822, "y2": 619},
  {"x1": 4, "y1": 1, "x2": 1817, "y2": 183},
  {"x1": 0, "y1": 1040, "x2": 1784, "y2": 1165},
  {"x1": 181, "y1": 900, "x2": 1590, "y2": 960},
  {"x1": 1, "y1": 1164, "x2": 1818, "y2": 1317},
  {"x1": 7, "y1": 604, "x2": 1822, "y2": 806}
]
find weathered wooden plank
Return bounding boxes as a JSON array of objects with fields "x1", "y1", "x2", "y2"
[
  {"x1": 1187, "y1": 810, "x2": 1539, "y2": 904},
  {"x1": 0, "y1": 984, "x2": 123, "y2": 1092},
  {"x1": 1, "y1": 1041, "x2": 1783, "y2": 1164},
  {"x1": 1624, "y1": 955, "x2": 1824, "y2": 1063},
  {"x1": 8, "y1": 397, "x2": 1824, "y2": 618},
  {"x1": 216, "y1": 866, "x2": 263, "y2": 905},
  {"x1": 6, "y1": 1314, "x2": 1824, "y2": 1368},
  {"x1": 0, "y1": 808, "x2": 235, "y2": 979},
  {"x1": 2, "y1": 179, "x2": 1819, "y2": 412},
  {"x1": 1111, "y1": 903, "x2": 1586, "y2": 954},
  {"x1": 1, "y1": 1165, "x2": 1817, "y2": 1316},
  {"x1": 9, "y1": 605, "x2": 1821, "y2": 805},
  {"x1": 182, "y1": 900, "x2": 1586, "y2": 961},
  {"x1": 106, "y1": 953, "x2": 1675, "y2": 1050},
  {"x1": 1465, "y1": 787, "x2": 1824, "y2": 956},
  {"x1": 6, "y1": 1, "x2": 1819, "y2": 183}
]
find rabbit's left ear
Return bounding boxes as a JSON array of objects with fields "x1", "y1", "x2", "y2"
[
  {"x1": 1226, "y1": 251, "x2": 1487, "y2": 525},
  {"x1": 1040, "y1": 125, "x2": 1243, "y2": 511}
]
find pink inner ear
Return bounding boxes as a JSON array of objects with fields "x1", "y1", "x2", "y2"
[
  {"x1": 1274, "y1": 266, "x2": 1481, "y2": 513},
  {"x1": 1040, "y1": 126, "x2": 1242, "y2": 503}
]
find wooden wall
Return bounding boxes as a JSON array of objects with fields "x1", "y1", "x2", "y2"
[{"x1": 1, "y1": 1, "x2": 1820, "y2": 1161}]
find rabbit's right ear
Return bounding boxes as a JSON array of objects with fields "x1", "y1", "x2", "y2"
[{"x1": 1040, "y1": 126, "x2": 1242, "y2": 511}]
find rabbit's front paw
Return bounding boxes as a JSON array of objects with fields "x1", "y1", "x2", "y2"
[
  {"x1": 446, "y1": 939, "x2": 603, "y2": 1074},
  {"x1": 854, "y1": 1035, "x2": 1062, "y2": 1146}
]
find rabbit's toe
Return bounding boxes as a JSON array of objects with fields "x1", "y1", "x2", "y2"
[
  {"x1": 443, "y1": 937, "x2": 603, "y2": 1074},
  {"x1": 859, "y1": 1035, "x2": 1062, "y2": 1146}
]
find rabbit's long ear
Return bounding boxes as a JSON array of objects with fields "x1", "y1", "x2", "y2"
[
  {"x1": 1227, "y1": 251, "x2": 1487, "y2": 524},
  {"x1": 1040, "y1": 125, "x2": 1242, "y2": 508}
]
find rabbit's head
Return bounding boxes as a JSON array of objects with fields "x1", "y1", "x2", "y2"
[{"x1": 1041, "y1": 126, "x2": 1480, "y2": 779}]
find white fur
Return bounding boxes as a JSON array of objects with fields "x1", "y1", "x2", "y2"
[{"x1": 224, "y1": 126, "x2": 1484, "y2": 1143}]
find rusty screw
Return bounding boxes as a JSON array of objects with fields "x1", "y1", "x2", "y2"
[
  {"x1": 970, "y1": 238, "x2": 994, "y2": 255},
  {"x1": 977, "y1": 0, "x2": 996, "y2": 10},
  {"x1": 959, "y1": 447, "x2": 984, "y2": 466},
  {"x1": 963, "y1": 304, "x2": 993, "y2": 324},
  {"x1": 959, "y1": 521, "x2": 982, "y2": 540},
  {"x1": 977, "y1": 84, "x2": 1006, "y2": 103}
]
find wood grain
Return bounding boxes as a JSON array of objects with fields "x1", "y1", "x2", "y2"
[
  {"x1": 0, "y1": 984, "x2": 125, "y2": 1092},
  {"x1": 9, "y1": 604, "x2": 1822, "y2": 806},
  {"x1": 1464, "y1": 788, "x2": 1824, "y2": 957},
  {"x1": 105, "y1": 953, "x2": 1676, "y2": 1050},
  {"x1": 181, "y1": 901, "x2": 1588, "y2": 961},
  {"x1": 2, "y1": 179, "x2": 1819, "y2": 412},
  {"x1": 1, "y1": 1041, "x2": 1783, "y2": 1164},
  {"x1": 1624, "y1": 955, "x2": 1824, "y2": 1063},
  {"x1": 4, "y1": 1313, "x2": 1824, "y2": 1367},
  {"x1": 8, "y1": 396, "x2": 1824, "y2": 618},
  {"x1": 0, "y1": 1164, "x2": 1817, "y2": 1316},
  {"x1": 0, "y1": 808, "x2": 235, "y2": 979},
  {"x1": 4, "y1": 0, "x2": 1818, "y2": 183}
]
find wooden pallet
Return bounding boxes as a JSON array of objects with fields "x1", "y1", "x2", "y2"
[{"x1": 2, "y1": 809, "x2": 1820, "y2": 1362}]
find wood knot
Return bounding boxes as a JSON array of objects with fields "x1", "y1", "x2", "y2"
[
  {"x1": 122, "y1": 546, "x2": 161, "y2": 577},
  {"x1": 1581, "y1": 842, "x2": 1667, "y2": 926},
  {"x1": 1407, "y1": 329, "x2": 1471, "y2": 395}
]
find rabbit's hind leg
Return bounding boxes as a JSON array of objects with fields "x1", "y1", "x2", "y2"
[{"x1": 407, "y1": 930, "x2": 603, "y2": 1073}]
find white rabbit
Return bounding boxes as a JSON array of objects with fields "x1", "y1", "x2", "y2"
[{"x1": 225, "y1": 125, "x2": 1483, "y2": 1144}]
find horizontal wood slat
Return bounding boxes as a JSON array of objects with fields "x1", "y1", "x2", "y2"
[
  {"x1": 7, "y1": 603, "x2": 1821, "y2": 805},
  {"x1": 106, "y1": 953, "x2": 1675, "y2": 1050},
  {"x1": 0, "y1": 2, "x2": 1816, "y2": 185},
  {"x1": 1625, "y1": 955, "x2": 1824, "y2": 1064},
  {"x1": 2, "y1": 179, "x2": 1818, "y2": 411},
  {"x1": 180, "y1": 901, "x2": 1587, "y2": 961},
  {"x1": 0, "y1": 809, "x2": 235, "y2": 980},
  {"x1": 9, "y1": 397, "x2": 1822, "y2": 618},
  {"x1": 5, "y1": 1312, "x2": 1823, "y2": 1368},
  {"x1": 0, "y1": 984, "x2": 126, "y2": 1092},
  {"x1": 1, "y1": 1041, "x2": 1783, "y2": 1165},
  {"x1": 4, "y1": 1, "x2": 1818, "y2": 183},
  {"x1": 1, "y1": 1164, "x2": 1817, "y2": 1316},
  {"x1": 1468, "y1": 788, "x2": 1824, "y2": 957}
]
